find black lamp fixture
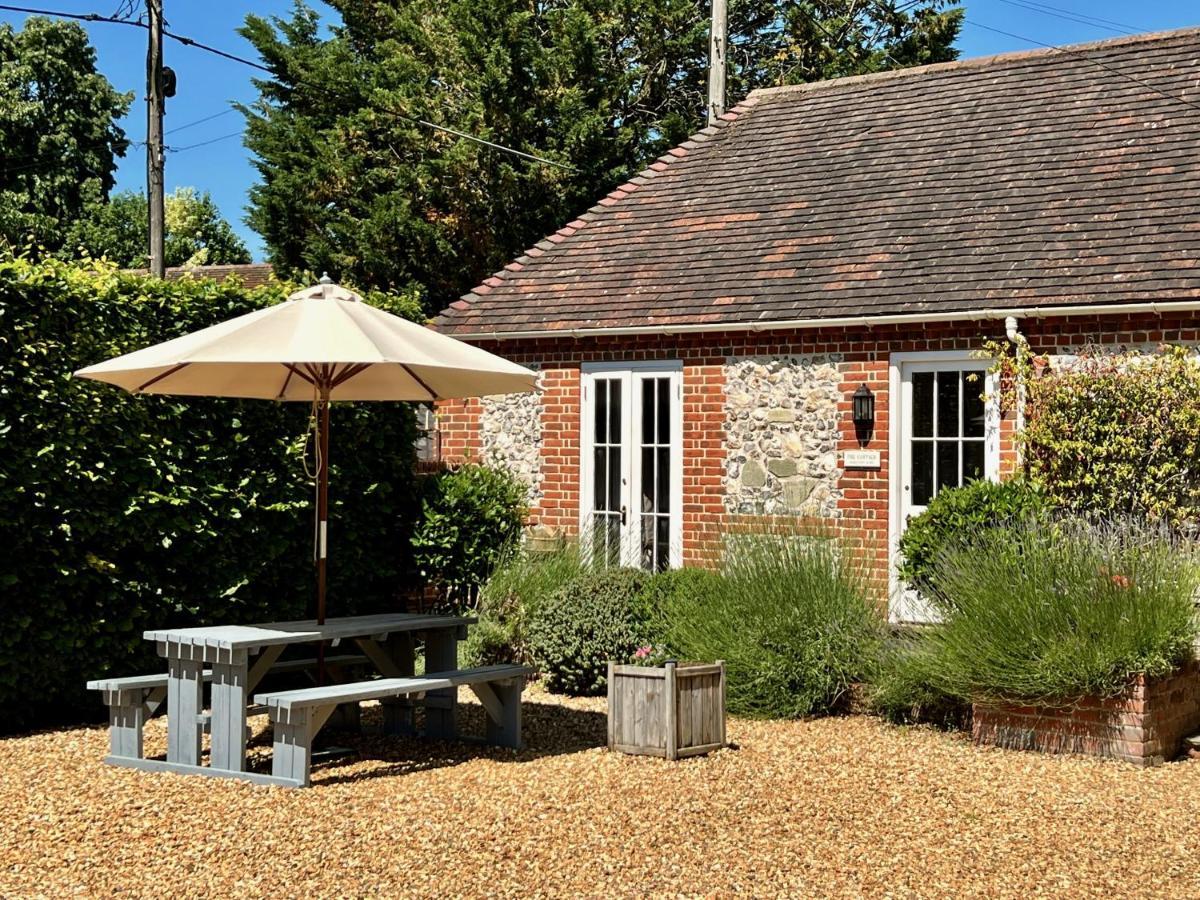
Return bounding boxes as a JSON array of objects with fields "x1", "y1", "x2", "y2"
[{"x1": 852, "y1": 384, "x2": 875, "y2": 446}]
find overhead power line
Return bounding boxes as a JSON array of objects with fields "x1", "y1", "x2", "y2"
[
  {"x1": 0, "y1": 3, "x2": 575, "y2": 171},
  {"x1": 992, "y1": 0, "x2": 1138, "y2": 36}
]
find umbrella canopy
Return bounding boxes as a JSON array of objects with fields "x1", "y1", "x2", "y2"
[
  {"x1": 75, "y1": 279, "x2": 535, "y2": 401},
  {"x1": 74, "y1": 277, "x2": 537, "y2": 637}
]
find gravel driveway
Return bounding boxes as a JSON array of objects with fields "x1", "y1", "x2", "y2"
[{"x1": 4, "y1": 688, "x2": 1200, "y2": 898}]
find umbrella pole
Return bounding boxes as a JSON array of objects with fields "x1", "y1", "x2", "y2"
[{"x1": 316, "y1": 388, "x2": 331, "y2": 683}]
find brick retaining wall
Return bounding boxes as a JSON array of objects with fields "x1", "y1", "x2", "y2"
[{"x1": 972, "y1": 662, "x2": 1200, "y2": 766}]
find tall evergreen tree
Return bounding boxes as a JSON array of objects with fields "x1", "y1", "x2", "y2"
[
  {"x1": 241, "y1": 0, "x2": 962, "y2": 309},
  {"x1": 0, "y1": 17, "x2": 131, "y2": 251}
]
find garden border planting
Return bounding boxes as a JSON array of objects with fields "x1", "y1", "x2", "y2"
[{"x1": 972, "y1": 662, "x2": 1200, "y2": 766}]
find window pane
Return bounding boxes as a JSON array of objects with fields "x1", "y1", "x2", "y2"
[
  {"x1": 593, "y1": 448, "x2": 607, "y2": 511},
  {"x1": 656, "y1": 515, "x2": 670, "y2": 572},
  {"x1": 607, "y1": 446, "x2": 621, "y2": 511},
  {"x1": 963, "y1": 440, "x2": 985, "y2": 482},
  {"x1": 641, "y1": 378, "x2": 655, "y2": 445},
  {"x1": 936, "y1": 440, "x2": 959, "y2": 493},
  {"x1": 594, "y1": 379, "x2": 608, "y2": 444},
  {"x1": 962, "y1": 371, "x2": 985, "y2": 438},
  {"x1": 609, "y1": 378, "x2": 622, "y2": 444},
  {"x1": 912, "y1": 372, "x2": 934, "y2": 437},
  {"x1": 936, "y1": 371, "x2": 959, "y2": 437},
  {"x1": 911, "y1": 441, "x2": 933, "y2": 506},
  {"x1": 656, "y1": 448, "x2": 670, "y2": 514},
  {"x1": 605, "y1": 515, "x2": 621, "y2": 567},
  {"x1": 641, "y1": 515, "x2": 654, "y2": 570},
  {"x1": 656, "y1": 377, "x2": 670, "y2": 443},
  {"x1": 641, "y1": 446, "x2": 655, "y2": 513}
]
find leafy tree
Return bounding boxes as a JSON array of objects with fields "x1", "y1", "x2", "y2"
[
  {"x1": 64, "y1": 187, "x2": 252, "y2": 268},
  {"x1": 239, "y1": 0, "x2": 962, "y2": 309},
  {"x1": 0, "y1": 17, "x2": 131, "y2": 251}
]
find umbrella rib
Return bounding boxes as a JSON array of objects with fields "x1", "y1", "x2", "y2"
[
  {"x1": 401, "y1": 364, "x2": 438, "y2": 400},
  {"x1": 135, "y1": 363, "x2": 189, "y2": 393},
  {"x1": 277, "y1": 365, "x2": 296, "y2": 399},
  {"x1": 285, "y1": 364, "x2": 316, "y2": 386},
  {"x1": 330, "y1": 363, "x2": 371, "y2": 389}
]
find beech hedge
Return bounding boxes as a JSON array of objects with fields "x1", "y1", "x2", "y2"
[{"x1": 0, "y1": 255, "x2": 422, "y2": 730}]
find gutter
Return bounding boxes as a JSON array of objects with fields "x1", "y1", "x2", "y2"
[{"x1": 447, "y1": 300, "x2": 1200, "y2": 342}]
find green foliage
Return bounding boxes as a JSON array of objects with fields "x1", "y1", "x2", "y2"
[
  {"x1": 412, "y1": 463, "x2": 529, "y2": 607},
  {"x1": 0, "y1": 17, "x2": 131, "y2": 251},
  {"x1": 870, "y1": 639, "x2": 968, "y2": 729},
  {"x1": 636, "y1": 566, "x2": 724, "y2": 647},
  {"x1": 238, "y1": 0, "x2": 961, "y2": 308},
  {"x1": 526, "y1": 567, "x2": 652, "y2": 695},
  {"x1": 918, "y1": 518, "x2": 1200, "y2": 705},
  {"x1": 666, "y1": 529, "x2": 883, "y2": 719},
  {"x1": 0, "y1": 253, "x2": 421, "y2": 731},
  {"x1": 464, "y1": 542, "x2": 584, "y2": 667},
  {"x1": 898, "y1": 478, "x2": 1047, "y2": 595},
  {"x1": 1020, "y1": 346, "x2": 1200, "y2": 527},
  {"x1": 63, "y1": 188, "x2": 252, "y2": 269}
]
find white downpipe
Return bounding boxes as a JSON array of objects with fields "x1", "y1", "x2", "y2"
[{"x1": 1004, "y1": 315, "x2": 1028, "y2": 458}]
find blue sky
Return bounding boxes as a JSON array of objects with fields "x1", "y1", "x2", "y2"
[{"x1": 3, "y1": 1, "x2": 1197, "y2": 261}]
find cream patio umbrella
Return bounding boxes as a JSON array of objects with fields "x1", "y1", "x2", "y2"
[{"x1": 74, "y1": 275, "x2": 536, "y2": 629}]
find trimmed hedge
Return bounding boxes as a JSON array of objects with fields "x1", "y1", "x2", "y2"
[
  {"x1": 0, "y1": 254, "x2": 423, "y2": 731},
  {"x1": 897, "y1": 478, "x2": 1047, "y2": 596}
]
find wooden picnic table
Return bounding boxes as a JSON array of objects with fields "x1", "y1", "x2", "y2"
[{"x1": 138, "y1": 612, "x2": 473, "y2": 782}]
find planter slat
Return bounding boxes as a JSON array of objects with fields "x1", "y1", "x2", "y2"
[{"x1": 608, "y1": 660, "x2": 726, "y2": 759}]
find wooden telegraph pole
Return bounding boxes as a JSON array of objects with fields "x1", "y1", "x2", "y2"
[
  {"x1": 707, "y1": 0, "x2": 728, "y2": 125},
  {"x1": 146, "y1": 0, "x2": 166, "y2": 278}
]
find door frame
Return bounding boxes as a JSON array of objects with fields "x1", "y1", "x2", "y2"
[
  {"x1": 887, "y1": 349, "x2": 1001, "y2": 623},
  {"x1": 579, "y1": 360, "x2": 685, "y2": 570}
]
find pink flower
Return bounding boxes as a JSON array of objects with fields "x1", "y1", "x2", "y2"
[
  {"x1": 1111, "y1": 574, "x2": 1132, "y2": 589},
  {"x1": 633, "y1": 645, "x2": 652, "y2": 659}
]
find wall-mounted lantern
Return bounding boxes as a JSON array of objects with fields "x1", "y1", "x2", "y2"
[{"x1": 852, "y1": 384, "x2": 875, "y2": 446}]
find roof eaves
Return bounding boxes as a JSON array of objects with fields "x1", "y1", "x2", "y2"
[{"x1": 435, "y1": 94, "x2": 766, "y2": 327}]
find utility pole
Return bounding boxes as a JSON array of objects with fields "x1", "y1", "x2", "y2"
[
  {"x1": 146, "y1": 0, "x2": 165, "y2": 278},
  {"x1": 707, "y1": 0, "x2": 728, "y2": 125}
]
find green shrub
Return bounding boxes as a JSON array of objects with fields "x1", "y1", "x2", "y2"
[
  {"x1": 666, "y1": 528, "x2": 883, "y2": 719},
  {"x1": 898, "y1": 478, "x2": 1047, "y2": 595},
  {"x1": 870, "y1": 639, "x2": 969, "y2": 729},
  {"x1": 921, "y1": 518, "x2": 1200, "y2": 704},
  {"x1": 526, "y1": 567, "x2": 652, "y2": 695},
  {"x1": 0, "y1": 253, "x2": 423, "y2": 731},
  {"x1": 1020, "y1": 345, "x2": 1200, "y2": 526},
  {"x1": 464, "y1": 542, "x2": 585, "y2": 666},
  {"x1": 636, "y1": 566, "x2": 724, "y2": 648},
  {"x1": 412, "y1": 463, "x2": 529, "y2": 608}
]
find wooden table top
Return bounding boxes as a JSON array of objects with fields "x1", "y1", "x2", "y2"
[{"x1": 145, "y1": 612, "x2": 474, "y2": 653}]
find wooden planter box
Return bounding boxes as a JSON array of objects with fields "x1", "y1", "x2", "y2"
[{"x1": 607, "y1": 660, "x2": 726, "y2": 760}]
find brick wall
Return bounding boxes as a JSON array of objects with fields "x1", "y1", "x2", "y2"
[
  {"x1": 972, "y1": 662, "x2": 1200, "y2": 766},
  {"x1": 436, "y1": 311, "x2": 1198, "y2": 596}
]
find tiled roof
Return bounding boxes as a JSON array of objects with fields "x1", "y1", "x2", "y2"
[
  {"x1": 436, "y1": 28, "x2": 1200, "y2": 337},
  {"x1": 127, "y1": 263, "x2": 275, "y2": 288}
]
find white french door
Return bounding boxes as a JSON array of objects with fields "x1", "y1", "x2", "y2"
[
  {"x1": 892, "y1": 354, "x2": 1000, "y2": 622},
  {"x1": 580, "y1": 362, "x2": 683, "y2": 572}
]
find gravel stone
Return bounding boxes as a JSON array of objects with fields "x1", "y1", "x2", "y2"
[{"x1": 4, "y1": 688, "x2": 1200, "y2": 897}]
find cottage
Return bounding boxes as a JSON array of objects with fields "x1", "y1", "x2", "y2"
[{"x1": 434, "y1": 28, "x2": 1200, "y2": 622}]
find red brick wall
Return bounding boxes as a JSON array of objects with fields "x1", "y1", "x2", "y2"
[
  {"x1": 437, "y1": 311, "x2": 1198, "y2": 596},
  {"x1": 972, "y1": 662, "x2": 1200, "y2": 766}
]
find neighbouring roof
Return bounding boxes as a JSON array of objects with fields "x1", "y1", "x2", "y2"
[
  {"x1": 126, "y1": 262, "x2": 276, "y2": 288},
  {"x1": 436, "y1": 28, "x2": 1200, "y2": 338}
]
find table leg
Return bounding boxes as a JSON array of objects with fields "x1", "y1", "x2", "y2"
[
  {"x1": 166, "y1": 655, "x2": 204, "y2": 766},
  {"x1": 423, "y1": 629, "x2": 458, "y2": 740},
  {"x1": 209, "y1": 649, "x2": 250, "y2": 772}
]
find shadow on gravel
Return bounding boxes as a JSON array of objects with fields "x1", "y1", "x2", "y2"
[{"x1": 265, "y1": 697, "x2": 609, "y2": 787}]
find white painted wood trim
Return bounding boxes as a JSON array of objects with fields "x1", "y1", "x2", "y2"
[{"x1": 887, "y1": 349, "x2": 1000, "y2": 624}]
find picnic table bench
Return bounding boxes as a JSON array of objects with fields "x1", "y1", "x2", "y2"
[
  {"x1": 88, "y1": 613, "x2": 482, "y2": 786},
  {"x1": 258, "y1": 664, "x2": 532, "y2": 787}
]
